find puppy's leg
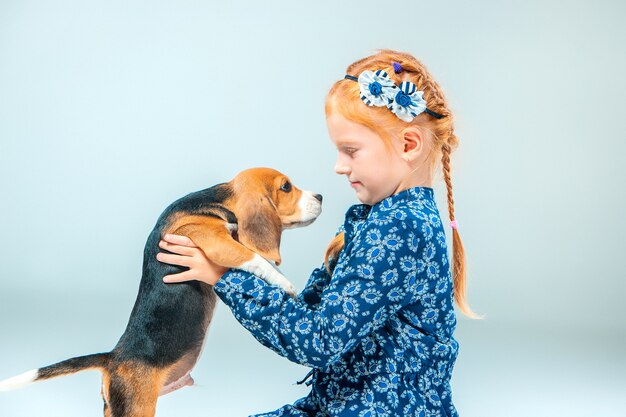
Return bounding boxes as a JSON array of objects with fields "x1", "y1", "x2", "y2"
[
  {"x1": 237, "y1": 253, "x2": 297, "y2": 297},
  {"x1": 105, "y1": 363, "x2": 164, "y2": 417},
  {"x1": 102, "y1": 371, "x2": 112, "y2": 417},
  {"x1": 173, "y1": 220, "x2": 297, "y2": 296},
  {"x1": 205, "y1": 237, "x2": 297, "y2": 296}
]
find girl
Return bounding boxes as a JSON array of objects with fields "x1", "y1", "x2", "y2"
[{"x1": 156, "y1": 49, "x2": 479, "y2": 417}]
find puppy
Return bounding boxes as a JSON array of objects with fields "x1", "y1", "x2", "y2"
[{"x1": 0, "y1": 167, "x2": 323, "y2": 417}]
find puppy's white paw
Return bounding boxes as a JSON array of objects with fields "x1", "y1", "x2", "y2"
[{"x1": 283, "y1": 283, "x2": 297, "y2": 298}]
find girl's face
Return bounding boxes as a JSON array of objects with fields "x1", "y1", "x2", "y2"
[{"x1": 327, "y1": 112, "x2": 407, "y2": 205}]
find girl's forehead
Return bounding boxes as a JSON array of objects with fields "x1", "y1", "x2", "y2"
[
  {"x1": 327, "y1": 114, "x2": 381, "y2": 144},
  {"x1": 333, "y1": 137, "x2": 364, "y2": 146}
]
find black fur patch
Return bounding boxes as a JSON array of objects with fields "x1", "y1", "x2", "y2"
[{"x1": 113, "y1": 182, "x2": 229, "y2": 366}]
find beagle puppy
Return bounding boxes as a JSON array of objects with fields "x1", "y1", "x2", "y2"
[{"x1": 0, "y1": 167, "x2": 323, "y2": 417}]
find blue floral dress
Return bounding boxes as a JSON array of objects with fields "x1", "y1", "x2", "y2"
[{"x1": 213, "y1": 186, "x2": 459, "y2": 417}]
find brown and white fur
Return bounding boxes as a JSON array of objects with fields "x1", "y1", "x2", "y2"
[{"x1": 0, "y1": 167, "x2": 323, "y2": 417}]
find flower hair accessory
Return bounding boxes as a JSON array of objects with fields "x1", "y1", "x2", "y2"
[
  {"x1": 344, "y1": 69, "x2": 445, "y2": 122},
  {"x1": 390, "y1": 81, "x2": 428, "y2": 123},
  {"x1": 354, "y1": 69, "x2": 397, "y2": 107}
]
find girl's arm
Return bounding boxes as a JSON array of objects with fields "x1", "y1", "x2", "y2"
[
  {"x1": 293, "y1": 224, "x2": 345, "y2": 307},
  {"x1": 158, "y1": 225, "x2": 345, "y2": 307},
  {"x1": 209, "y1": 218, "x2": 429, "y2": 370}
]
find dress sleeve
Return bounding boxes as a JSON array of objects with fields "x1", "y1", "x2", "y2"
[
  {"x1": 295, "y1": 224, "x2": 345, "y2": 308},
  {"x1": 296, "y1": 263, "x2": 331, "y2": 308},
  {"x1": 213, "y1": 218, "x2": 422, "y2": 369}
]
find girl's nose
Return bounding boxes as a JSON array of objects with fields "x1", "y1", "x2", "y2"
[{"x1": 334, "y1": 156, "x2": 350, "y2": 175}]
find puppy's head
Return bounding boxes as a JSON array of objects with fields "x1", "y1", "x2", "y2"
[{"x1": 232, "y1": 168, "x2": 322, "y2": 266}]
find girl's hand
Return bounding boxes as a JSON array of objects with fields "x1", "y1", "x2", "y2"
[{"x1": 156, "y1": 234, "x2": 229, "y2": 286}]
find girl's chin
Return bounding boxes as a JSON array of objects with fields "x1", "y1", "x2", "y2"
[{"x1": 354, "y1": 191, "x2": 373, "y2": 205}]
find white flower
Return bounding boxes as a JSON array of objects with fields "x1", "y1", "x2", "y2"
[
  {"x1": 357, "y1": 70, "x2": 398, "y2": 107},
  {"x1": 389, "y1": 81, "x2": 428, "y2": 122}
]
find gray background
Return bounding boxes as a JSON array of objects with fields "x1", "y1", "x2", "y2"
[{"x1": 1, "y1": 0, "x2": 624, "y2": 416}]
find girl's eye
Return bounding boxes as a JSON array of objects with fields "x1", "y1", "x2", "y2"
[
  {"x1": 344, "y1": 147, "x2": 357, "y2": 155},
  {"x1": 280, "y1": 181, "x2": 292, "y2": 192}
]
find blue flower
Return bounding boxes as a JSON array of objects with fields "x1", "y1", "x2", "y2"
[
  {"x1": 426, "y1": 389, "x2": 442, "y2": 406},
  {"x1": 421, "y1": 220, "x2": 434, "y2": 240},
  {"x1": 420, "y1": 293, "x2": 436, "y2": 307},
  {"x1": 369, "y1": 82, "x2": 382, "y2": 95},
  {"x1": 342, "y1": 281, "x2": 362, "y2": 297},
  {"x1": 244, "y1": 299, "x2": 261, "y2": 316},
  {"x1": 312, "y1": 334, "x2": 323, "y2": 353},
  {"x1": 436, "y1": 231, "x2": 447, "y2": 249},
  {"x1": 278, "y1": 316, "x2": 291, "y2": 334},
  {"x1": 357, "y1": 264, "x2": 375, "y2": 279},
  {"x1": 328, "y1": 399, "x2": 346, "y2": 413},
  {"x1": 445, "y1": 309, "x2": 456, "y2": 326},
  {"x1": 366, "y1": 245, "x2": 386, "y2": 264},
  {"x1": 364, "y1": 227, "x2": 383, "y2": 245},
  {"x1": 399, "y1": 255, "x2": 416, "y2": 273},
  {"x1": 383, "y1": 233, "x2": 403, "y2": 251},
  {"x1": 426, "y1": 261, "x2": 440, "y2": 280},
  {"x1": 331, "y1": 314, "x2": 350, "y2": 332},
  {"x1": 407, "y1": 231, "x2": 420, "y2": 252},
  {"x1": 428, "y1": 213, "x2": 442, "y2": 227},
  {"x1": 435, "y1": 278, "x2": 449, "y2": 294},
  {"x1": 357, "y1": 70, "x2": 398, "y2": 107},
  {"x1": 373, "y1": 375, "x2": 391, "y2": 393},
  {"x1": 421, "y1": 308, "x2": 439, "y2": 324},
  {"x1": 325, "y1": 291, "x2": 343, "y2": 306},
  {"x1": 295, "y1": 317, "x2": 312, "y2": 334},
  {"x1": 342, "y1": 297, "x2": 360, "y2": 317},
  {"x1": 329, "y1": 335, "x2": 344, "y2": 353},
  {"x1": 432, "y1": 342, "x2": 450, "y2": 357},
  {"x1": 362, "y1": 337, "x2": 377, "y2": 355},
  {"x1": 380, "y1": 268, "x2": 399, "y2": 287},
  {"x1": 361, "y1": 288, "x2": 382, "y2": 304},
  {"x1": 415, "y1": 279, "x2": 430, "y2": 295},
  {"x1": 389, "y1": 81, "x2": 428, "y2": 122},
  {"x1": 387, "y1": 390, "x2": 400, "y2": 408},
  {"x1": 387, "y1": 287, "x2": 405, "y2": 302}
]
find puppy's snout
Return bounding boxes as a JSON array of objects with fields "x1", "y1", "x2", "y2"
[{"x1": 292, "y1": 190, "x2": 322, "y2": 228}]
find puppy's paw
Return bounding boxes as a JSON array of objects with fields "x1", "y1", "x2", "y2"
[{"x1": 284, "y1": 283, "x2": 297, "y2": 298}]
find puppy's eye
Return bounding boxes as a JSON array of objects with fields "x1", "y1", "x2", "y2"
[{"x1": 280, "y1": 181, "x2": 292, "y2": 192}]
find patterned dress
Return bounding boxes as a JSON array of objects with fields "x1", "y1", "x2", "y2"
[{"x1": 213, "y1": 186, "x2": 459, "y2": 417}]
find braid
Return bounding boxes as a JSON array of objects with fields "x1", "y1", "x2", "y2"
[
  {"x1": 441, "y1": 142, "x2": 455, "y2": 222},
  {"x1": 441, "y1": 140, "x2": 482, "y2": 319}
]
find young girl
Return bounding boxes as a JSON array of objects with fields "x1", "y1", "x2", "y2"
[{"x1": 156, "y1": 49, "x2": 479, "y2": 417}]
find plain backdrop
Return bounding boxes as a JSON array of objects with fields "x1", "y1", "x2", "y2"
[{"x1": 1, "y1": 1, "x2": 624, "y2": 416}]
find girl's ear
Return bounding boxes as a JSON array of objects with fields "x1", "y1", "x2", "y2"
[
  {"x1": 400, "y1": 126, "x2": 425, "y2": 160},
  {"x1": 235, "y1": 193, "x2": 283, "y2": 265}
]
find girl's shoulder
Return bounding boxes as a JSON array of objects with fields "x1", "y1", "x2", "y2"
[
  {"x1": 367, "y1": 187, "x2": 442, "y2": 231},
  {"x1": 340, "y1": 187, "x2": 443, "y2": 247}
]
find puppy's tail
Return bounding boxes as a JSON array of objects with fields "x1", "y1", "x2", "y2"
[{"x1": 0, "y1": 352, "x2": 110, "y2": 392}]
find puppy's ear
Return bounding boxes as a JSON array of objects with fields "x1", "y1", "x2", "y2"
[
  {"x1": 235, "y1": 194, "x2": 282, "y2": 265},
  {"x1": 324, "y1": 232, "x2": 345, "y2": 275}
]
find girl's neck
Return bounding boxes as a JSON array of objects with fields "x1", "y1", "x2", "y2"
[{"x1": 393, "y1": 164, "x2": 433, "y2": 195}]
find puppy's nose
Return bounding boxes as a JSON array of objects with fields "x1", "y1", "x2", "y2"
[{"x1": 314, "y1": 193, "x2": 323, "y2": 203}]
